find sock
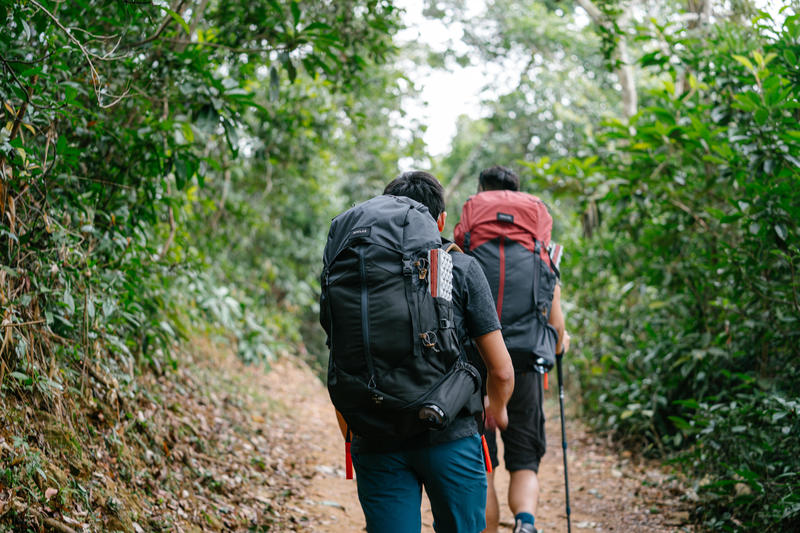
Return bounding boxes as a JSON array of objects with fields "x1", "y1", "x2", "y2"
[{"x1": 515, "y1": 512, "x2": 535, "y2": 527}]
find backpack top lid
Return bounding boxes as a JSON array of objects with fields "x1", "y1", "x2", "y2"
[
  {"x1": 324, "y1": 194, "x2": 442, "y2": 267},
  {"x1": 454, "y1": 190, "x2": 552, "y2": 256}
]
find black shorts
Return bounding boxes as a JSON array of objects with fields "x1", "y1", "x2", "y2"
[{"x1": 485, "y1": 370, "x2": 545, "y2": 472}]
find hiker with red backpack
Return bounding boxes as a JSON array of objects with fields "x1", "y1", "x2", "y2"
[
  {"x1": 320, "y1": 171, "x2": 515, "y2": 533},
  {"x1": 454, "y1": 166, "x2": 570, "y2": 533}
]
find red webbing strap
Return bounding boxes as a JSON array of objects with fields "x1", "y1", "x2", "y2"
[
  {"x1": 430, "y1": 248, "x2": 438, "y2": 297},
  {"x1": 481, "y1": 434, "x2": 493, "y2": 473},
  {"x1": 496, "y1": 236, "x2": 506, "y2": 320},
  {"x1": 345, "y1": 428, "x2": 353, "y2": 480},
  {"x1": 544, "y1": 372, "x2": 549, "y2": 391}
]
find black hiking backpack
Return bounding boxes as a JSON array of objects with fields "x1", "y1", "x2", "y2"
[
  {"x1": 454, "y1": 190, "x2": 561, "y2": 372},
  {"x1": 320, "y1": 195, "x2": 481, "y2": 440}
]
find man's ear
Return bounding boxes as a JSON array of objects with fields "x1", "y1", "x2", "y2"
[{"x1": 437, "y1": 211, "x2": 447, "y2": 232}]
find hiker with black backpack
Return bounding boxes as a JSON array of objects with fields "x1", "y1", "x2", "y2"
[
  {"x1": 320, "y1": 171, "x2": 514, "y2": 533},
  {"x1": 454, "y1": 166, "x2": 570, "y2": 533}
]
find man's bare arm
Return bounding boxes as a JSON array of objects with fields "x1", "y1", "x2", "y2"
[
  {"x1": 549, "y1": 284, "x2": 569, "y2": 354},
  {"x1": 473, "y1": 329, "x2": 514, "y2": 430}
]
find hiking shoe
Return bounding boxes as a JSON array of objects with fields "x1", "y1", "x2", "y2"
[{"x1": 513, "y1": 520, "x2": 537, "y2": 533}]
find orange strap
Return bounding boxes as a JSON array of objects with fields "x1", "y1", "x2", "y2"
[
  {"x1": 544, "y1": 372, "x2": 549, "y2": 391},
  {"x1": 345, "y1": 441, "x2": 353, "y2": 480},
  {"x1": 345, "y1": 427, "x2": 353, "y2": 480},
  {"x1": 481, "y1": 434, "x2": 493, "y2": 473}
]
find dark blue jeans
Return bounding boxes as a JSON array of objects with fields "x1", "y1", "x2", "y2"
[{"x1": 352, "y1": 434, "x2": 487, "y2": 533}]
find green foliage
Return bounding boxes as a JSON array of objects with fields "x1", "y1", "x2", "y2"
[
  {"x1": 690, "y1": 391, "x2": 800, "y2": 530},
  {"x1": 529, "y1": 6, "x2": 800, "y2": 530},
  {"x1": 434, "y1": 1, "x2": 799, "y2": 529},
  {"x1": 0, "y1": 0, "x2": 411, "y2": 402},
  {"x1": 1, "y1": 436, "x2": 51, "y2": 504}
]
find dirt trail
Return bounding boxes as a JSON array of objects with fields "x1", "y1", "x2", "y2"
[
  {"x1": 267, "y1": 358, "x2": 692, "y2": 532},
  {"x1": 0, "y1": 340, "x2": 691, "y2": 532}
]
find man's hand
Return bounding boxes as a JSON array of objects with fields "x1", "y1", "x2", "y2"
[
  {"x1": 473, "y1": 330, "x2": 514, "y2": 431},
  {"x1": 562, "y1": 330, "x2": 571, "y2": 354},
  {"x1": 483, "y1": 394, "x2": 506, "y2": 431}
]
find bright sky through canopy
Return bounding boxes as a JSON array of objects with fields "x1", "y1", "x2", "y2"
[
  {"x1": 395, "y1": 0, "x2": 490, "y2": 157},
  {"x1": 395, "y1": 0, "x2": 786, "y2": 158}
]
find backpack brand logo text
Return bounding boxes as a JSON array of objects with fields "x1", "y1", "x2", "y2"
[
  {"x1": 497, "y1": 212, "x2": 514, "y2": 223},
  {"x1": 350, "y1": 226, "x2": 371, "y2": 237}
]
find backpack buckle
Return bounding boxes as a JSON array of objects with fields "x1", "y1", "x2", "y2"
[
  {"x1": 368, "y1": 376, "x2": 382, "y2": 404},
  {"x1": 414, "y1": 258, "x2": 429, "y2": 280},
  {"x1": 419, "y1": 331, "x2": 440, "y2": 352}
]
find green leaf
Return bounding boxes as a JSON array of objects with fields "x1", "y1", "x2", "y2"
[
  {"x1": 174, "y1": 153, "x2": 199, "y2": 189},
  {"x1": 735, "y1": 469, "x2": 760, "y2": 482},
  {"x1": 775, "y1": 224, "x2": 788, "y2": 241},
  {"x1": 181, "y1": 122, "x2": 194, "y2": 143},
  {"x1": 222, "y1": 119, "x2": 239, "y2": 156},
  {"x1": 668, "y1": 416, "x2": 693, "y2": 431},
  {"x1": 9, "y1": 372, "x2": 29, "y2": 383},
  {"x1": 269, "y1": 66, "x2": 280, "y2": 101},
  {"x1": 674, "y1": 399, "x2": 701, "y2": 409},
  {"x1": 720, "y1": 213, "x2": 743, "y2": 223},
  {"x1": 284, "y1": 56, "x2": 297, "y2": 83},
  {"x1": 302, "y1": 22, "x2": 333, "y2": 33},
  {"x1": 159, "y1": 6, "x2": 191, "y2": 36},
  {"x1": 290, "y1": 1, "x2": 301, "y2": 26},
  {"x1": 732, "y1": 54, "x2": 754, "y2": 72},
  {"x1": 63, "y1": 289, "x2": 75, "y2": 315},
  {"x1": 784, "y1": 49, "x2": 797, "y2": 66}
]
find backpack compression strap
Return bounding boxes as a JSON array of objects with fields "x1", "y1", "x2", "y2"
[{"x1": 444, "y1": 242, "x2": 463, "y2": 254}]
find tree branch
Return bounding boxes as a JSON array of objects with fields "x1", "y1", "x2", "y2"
[
  {"x1": 443, "y1": 54, "x2": 536, "y2": 204},
  {"x1": 29, "y1": 0, "x2": 129, "y2": 108},
  {"x1": 1, "y1": 49, "x2": 56, "y2": 66},
  {"x1": 443, "y1": 125, "x2": 494, "y2": 205},
  {"x1": 160, "y1": 198, "x2": 176, "y2": 260},
  {"x1": 0, "y1": 75, "x2": 37, "y2": 222},
  {"x1": 0, "y1": 320, "x2": 46, "y2": 328},
  {"x1": 575, "y1": 0, "x2": 637, "y2": 118},
  {"x1": 165, "y1": 39, "x2": 286, "y2": 55},
  {"x1": 132, "y1": 0, "x2": 188, "y2": 47},
  {"x1": 575, "y1": 0, "x2": 603, "y2": 22}
]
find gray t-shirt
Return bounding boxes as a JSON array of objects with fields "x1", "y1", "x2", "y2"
[{"x1": 352, "y1": 245, "x2": 501, "y2": 453}]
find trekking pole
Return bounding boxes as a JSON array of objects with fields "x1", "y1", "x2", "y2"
[{"x1": 555, "y1": 351, "x2": 571, "y2": 533}]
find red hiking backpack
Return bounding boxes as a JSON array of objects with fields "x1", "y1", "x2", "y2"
[{"x1": 454, "y1": 190, "x2": 560, "y2": 371}]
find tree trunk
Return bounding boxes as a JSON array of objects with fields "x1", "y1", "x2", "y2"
[{"x1": 575, "y1": 0, "x2": 638, "y2": 119}]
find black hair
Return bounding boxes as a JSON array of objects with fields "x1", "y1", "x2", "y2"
[
  {"x1": 383, "y1": 171, "x2": 445, "y2": 220},
  {"x1": 479, "y1": 165, "x2": 520, "y2": 191}
]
